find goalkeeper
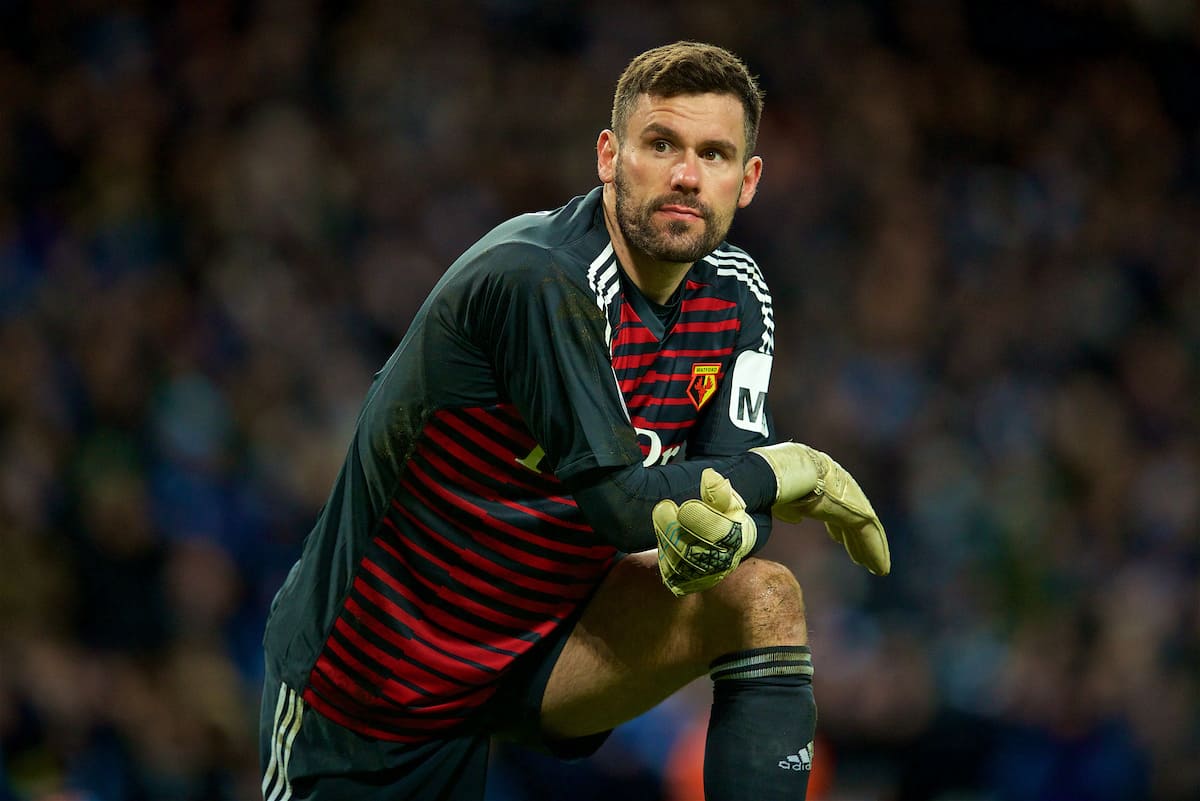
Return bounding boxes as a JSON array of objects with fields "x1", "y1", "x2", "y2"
[{"x1": 260, "y1": 41, "x2": 889, "y2": 801}]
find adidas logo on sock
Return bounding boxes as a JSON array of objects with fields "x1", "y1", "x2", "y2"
[{"x1": 778, "y1": 741, "x2": 814, "y2": 771}]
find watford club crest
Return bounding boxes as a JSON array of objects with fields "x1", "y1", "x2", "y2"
[{"x1": 686, "y1": 364, "x2": 721, "y2": 410}]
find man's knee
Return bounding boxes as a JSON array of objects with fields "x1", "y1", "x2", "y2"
[{"x1": 703, "y1": 557, "x2": 807, "y2": 651}]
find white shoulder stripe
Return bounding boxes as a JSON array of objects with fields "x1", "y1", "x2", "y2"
[
  {"x1": 705, "y1": 250, "x2": 774, "y2": 354},
  {"x1": 584, "y1": 241, "x2": 629, "y2": 421},
  {"x1": 587, "y1": 241, "x2": 616, "y2": 298},
  {"x1": 706, "y1": 251, "x2": 771, "y2": 295},
  {"x1": 586, "y1": 242, "x2": 620, "y2": 349}
]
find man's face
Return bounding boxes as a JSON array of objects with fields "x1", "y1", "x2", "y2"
[{"x1": 608, "y1": 92, "x2": 761, "y2": 264}]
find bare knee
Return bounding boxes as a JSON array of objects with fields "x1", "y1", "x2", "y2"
[{"x1": 701, "y1": 557, "x2": 807, "y2": 656}]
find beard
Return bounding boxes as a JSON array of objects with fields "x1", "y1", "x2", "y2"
[{"x1": 613, "y1": 163, "x2": 733, "y2": 264}]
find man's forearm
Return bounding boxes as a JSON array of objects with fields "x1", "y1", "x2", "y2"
[{"x1": 566, "y1": 454, "x2": 777, "y2": 553}]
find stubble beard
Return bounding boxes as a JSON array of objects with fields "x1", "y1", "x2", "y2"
[{"x1": 613, "y1": 163, "x2": 731, "y2": 265}]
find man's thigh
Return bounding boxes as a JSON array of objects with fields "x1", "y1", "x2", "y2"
[
  {"x1": 538, "y1": 551, "x2": 728, "y2": 739},
  {"x1": 541, "y1": 551, "x2": 807, "y2": 740}
]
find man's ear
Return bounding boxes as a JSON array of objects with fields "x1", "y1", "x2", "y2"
[
  {"x1": 738, "y1": 155, "x2": 763, "y2": 208},
  {"x1": 597, "y1": 130, "x2": 618, "y2": 184}
]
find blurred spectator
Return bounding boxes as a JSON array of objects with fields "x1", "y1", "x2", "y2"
[{"x1": 1, "y1": 1, "x2": 1196, "y2": 800}]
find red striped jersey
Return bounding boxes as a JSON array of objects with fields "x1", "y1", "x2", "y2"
[{"x1": 262, "y1": 188, "x2": 776, "y2": 742}]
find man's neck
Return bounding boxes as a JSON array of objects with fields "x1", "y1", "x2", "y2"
[{"x1": 601, "y1": 186, "x2": 691, "y2": 305}]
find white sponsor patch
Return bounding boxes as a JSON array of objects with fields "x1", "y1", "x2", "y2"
[{"x1": 728, "y1": 350, "x2": 772, "y2": 435}]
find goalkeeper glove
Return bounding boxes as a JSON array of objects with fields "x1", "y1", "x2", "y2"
[
  {"x1": 652, "y1": 468, "x2": 757, "y2": 596},
  {"x1": 750, "y1": 443, "x2": 891, "y2": 576}
]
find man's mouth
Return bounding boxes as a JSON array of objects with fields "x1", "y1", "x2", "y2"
[{"x1": 657, "y1": 204, "x2": 703, "y2": 220}]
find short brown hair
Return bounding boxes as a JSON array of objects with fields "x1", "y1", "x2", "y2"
[{"x1": 611, "y1": 41, "x2": 765, "y2": 160}]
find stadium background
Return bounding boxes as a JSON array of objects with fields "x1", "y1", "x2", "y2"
[{"x1": 1, "y1": 1, "x2": 1197, "y2": 799}]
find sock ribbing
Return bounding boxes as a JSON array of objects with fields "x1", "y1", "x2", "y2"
[{"x1": 709, "y1": 645, "x2": 812, "y2": 683}]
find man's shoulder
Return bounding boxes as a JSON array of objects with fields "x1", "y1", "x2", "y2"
[
  {"x1": 450, "y1": 188, "x2": 610, "y2": 291},
  {"x1": 474, "y1": 188, "x2": 605, "y2": 259}
]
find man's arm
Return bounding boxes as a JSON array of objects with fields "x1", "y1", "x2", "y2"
[{"x1": 474, "y1": 249, "x2": 780, "y2": 552}]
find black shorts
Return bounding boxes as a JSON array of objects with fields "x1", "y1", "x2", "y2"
[{"x1": 259, "y1": 610, "x2": 610, "y2": 801}]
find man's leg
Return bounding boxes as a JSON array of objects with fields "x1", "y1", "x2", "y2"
[{"x1": 540, "y1": 552, "x2": 817, "y2": 800}]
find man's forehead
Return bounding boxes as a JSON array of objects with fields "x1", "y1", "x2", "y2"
[
  {"x1": 633, "y1": 90, "x2": 745, "y2": 116},
  {"x1": 630, "y1": 92, "x2": 748, "y2": 145}
]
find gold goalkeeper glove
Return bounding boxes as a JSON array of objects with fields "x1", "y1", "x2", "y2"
[
  {"x1": 750, "y1": 443, "x2": 891, "y2": 576},
  {"x1": 652, "y1": 468, "x2": 757, "y2": 596}
]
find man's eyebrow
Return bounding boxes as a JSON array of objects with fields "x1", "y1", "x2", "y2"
[{"x1": 641, "y1": 122, "x2": 740, "y2": 156}]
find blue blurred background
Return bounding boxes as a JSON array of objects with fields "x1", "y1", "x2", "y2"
[{"x1": 1, "y1": 1, "x2": 1197, "y2": 800}]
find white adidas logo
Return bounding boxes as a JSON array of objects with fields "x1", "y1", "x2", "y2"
[{"x1": 778, "y1": 740, "x2": 814, "y2": 771}]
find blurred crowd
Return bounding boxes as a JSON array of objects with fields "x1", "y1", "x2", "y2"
[{"x1": 0, "y1": 1, "x2": 1196, "y2": 800}]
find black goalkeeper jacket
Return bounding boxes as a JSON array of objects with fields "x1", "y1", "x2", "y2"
[{"x1": 263, "y1": 186, "x2": 780, "y2": 742}]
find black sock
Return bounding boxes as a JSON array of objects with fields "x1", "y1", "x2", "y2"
[{"x1": 704, "y1": 645, "x2": 817, "y2": 801}]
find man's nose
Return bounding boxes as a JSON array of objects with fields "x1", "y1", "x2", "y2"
[{"x1": 670, "y1": 152, "x2": 701, "y2": 192}]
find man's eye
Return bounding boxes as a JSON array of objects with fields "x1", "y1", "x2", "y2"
[
  {"x1": 702, "y1": 149, "x2": 724, "y2": 161},
  {"x1": 652, "y1": 140, "x2": 671, "y2": 152}
]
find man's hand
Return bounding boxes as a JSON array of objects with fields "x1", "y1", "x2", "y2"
[
  {"x1": 652, "y1": 468, "x2": 757, "y2": 596},
  {"x1": 751, "y1": 443, "x2": 891, "y2": 576}
]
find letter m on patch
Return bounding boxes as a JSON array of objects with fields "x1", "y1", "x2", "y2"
[{"x1": 737, "y1": 387, "x2": 766, "y2": 423}]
